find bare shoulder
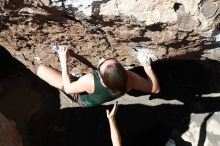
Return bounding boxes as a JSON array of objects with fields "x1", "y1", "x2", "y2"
[
  {"x1": 77, "y1": 73, "x2": 95, "y2": 93},
  {"x1": 79, "y1": 73, "x2": 94, "y2": 80},
  {"x1": 77, "y1": 73, "x2": 94, "y2": 85}
]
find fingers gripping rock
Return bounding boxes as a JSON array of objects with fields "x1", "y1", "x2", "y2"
[{"x1": 131, "y1": 47, "x2": 158, "y2": 62}]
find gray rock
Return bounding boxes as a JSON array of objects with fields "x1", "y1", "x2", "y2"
[
  {"x1": 201, "y1": 1, "x2": 219, "y2": 18},
  {"x1": 177, "y1": 14, "x2": 201, "y2": 32}
]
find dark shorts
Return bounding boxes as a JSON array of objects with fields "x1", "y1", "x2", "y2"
[
  {"x1": 68, "y1": 93, "x2": 86, "y2": 107},
  {"x1": 60, "y1": 90, "x2": 86, "y2": 107}
]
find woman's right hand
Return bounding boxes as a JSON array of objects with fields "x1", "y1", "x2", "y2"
[{"x1": 58, "y1": 47, "x2": 68, "y2": 64}]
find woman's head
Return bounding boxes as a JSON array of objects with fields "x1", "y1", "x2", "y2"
[{"x1": 98, "y1": 58, "x2": 128, "y2": 97}]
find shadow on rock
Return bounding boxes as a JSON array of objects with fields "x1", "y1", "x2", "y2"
[{"x1": 128, "y1": 59, "x2": 220, "y2": 103}]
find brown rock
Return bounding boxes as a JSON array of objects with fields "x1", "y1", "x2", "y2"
[{"x1": 0, "y1": 113, "x2": 23, "y2": 146}]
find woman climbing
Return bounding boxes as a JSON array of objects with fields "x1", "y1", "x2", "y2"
[{"x1": 36, "y1": 47, "x2": 160, "y2": 106}]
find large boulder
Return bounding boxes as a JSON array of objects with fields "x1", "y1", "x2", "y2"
[{"x1": 0, "y1": 0, "x2": 219, "y2": 73}]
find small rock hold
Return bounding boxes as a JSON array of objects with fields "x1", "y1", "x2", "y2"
[{"x1": 177, "y1": 15, "x2": 200, "y2": 31}]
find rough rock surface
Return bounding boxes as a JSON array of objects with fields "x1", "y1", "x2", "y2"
[{"x1": 0, "y1": 0, "x2": 219, "y2": 73}]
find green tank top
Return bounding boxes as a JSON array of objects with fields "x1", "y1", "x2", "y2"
[{"x1": 80, "y1": 70, "x2": 116, "y2": 106}]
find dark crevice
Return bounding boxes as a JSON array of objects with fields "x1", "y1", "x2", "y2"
[
  {"x1": 145, "y1": 23, "x2": 165, "y2": 32},
  {"x1": 119, "y1": 37, "x2": 151, "y2": 43},
  {"x1": 173, "y1": 3, "x2": 183, "y2": 12},
  {"x1": 197, "y1": 112, "x2": 214, "y2": 146},
  {"x1": 165, "y1": 39, "x2": 191, "y2": 49},
  {"x1": 130, "y1": 37, "x2": 151, "y2": 42},
  {"x1": 173, "y1": 3, "x2": 186, "y2": 15},
  {"x1": 217, "y1": 23, "x2": 220, "y2": 31},
  {"x1": 5, "y1": 0, "x2": 25, "y2": 10}
]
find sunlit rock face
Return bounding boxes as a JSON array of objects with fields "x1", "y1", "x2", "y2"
[{"x1": 0, "y1": 0, "x2": 219, "y2": 74}]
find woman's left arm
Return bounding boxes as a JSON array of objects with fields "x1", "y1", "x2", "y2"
[
  {"x1": 127, "y1": 69, "x2": 160, "y2": 93},
  {"x1": 143, "y1": 65, "x2": 160, "y2": 93},
  {"x1": 127, "y1": 54, "x2": 160, "y2": 93}
]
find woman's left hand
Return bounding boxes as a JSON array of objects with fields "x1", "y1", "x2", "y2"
[
  {"x1": 58, "y1": 47, "x2": 68, "y2": 64},
  {"x1": 137, "y1": 53, "x2": 152, "y2": 68}
]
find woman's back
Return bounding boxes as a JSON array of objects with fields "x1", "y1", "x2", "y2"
[{"x1": 80, "y1": 70, "x2": 116, "y2": 106}]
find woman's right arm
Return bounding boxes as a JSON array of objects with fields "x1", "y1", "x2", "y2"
[
  {"x1": 130, "y1": 65, "x2": 160, "y2": 93},
  {"x1": 58, "y1": 47, "x2": 94, "y2": 94}
]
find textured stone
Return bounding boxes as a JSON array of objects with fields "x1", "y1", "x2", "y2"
[
  {"x1": 177, "y1": 14, "x2": 201, "y2": 32},
  {"x1": 201, "y1": 0, "x2": 219, "y2": 18},
  {"x1": 40, "y1": 0, "x2": 50, "y2": 6},
  {"x1": 0, "y1": 113, "x2": 23, "y2": 146},
  {"x1": 202, "y1": 47, "x2": 220, "y2": 61},
  {"x1": 0, "y1": 0, "x2": 218, "y2": 75}
]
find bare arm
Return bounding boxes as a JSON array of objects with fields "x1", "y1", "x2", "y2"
[
  {"x1": 128, "y1": 53, "x2": 160, "y2": 93},
  {"x1": 107, "y1": 102, "x2": 122, "y2": 146},
  {"x1": 58, "y1": 47, "x2": 93, "y2": 94},
  {"x1": 143, "y1": 65, "x2": 160, "y2": 93},
  {"x1": 58, "y1": 48, "x2": 71, "y2": 91},
  {"x1": 127, "y1": 67, "x2": 160, "y2": 93}
]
